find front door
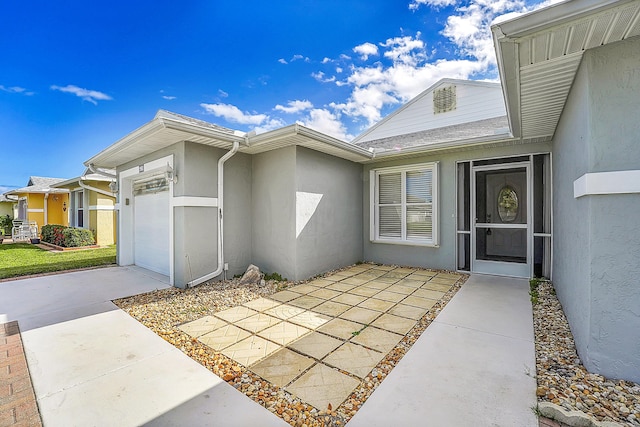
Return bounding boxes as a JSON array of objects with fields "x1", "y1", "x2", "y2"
[{"x1": 472, "y1": 162, "x2": 531, "y2": 277}]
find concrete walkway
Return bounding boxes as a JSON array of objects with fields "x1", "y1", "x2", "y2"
[
  {"x1": 1, "y1": 269, "x2": 536, "y2": 426},
  {"x1": 0, "y1": 267, "x2": 288, "y2": 427},
  {"x1": 346, "y1": 274, "x2": 538, "y2": 427}
]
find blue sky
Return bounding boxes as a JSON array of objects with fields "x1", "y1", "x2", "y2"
[{"x1": 0, "y1": 0, "x2": 553, "y2": 191}]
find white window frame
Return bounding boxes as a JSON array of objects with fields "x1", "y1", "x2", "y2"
[{"x1": 370, "y1": 162, "x2": 439, "y2": 247}]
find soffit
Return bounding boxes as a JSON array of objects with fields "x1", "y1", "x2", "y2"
[{"x1": 494, "y1": 0, "x2": 640, "y2": 140}]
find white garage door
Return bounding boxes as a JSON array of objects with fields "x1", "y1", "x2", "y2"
[{"x1": 134, "y1": 181, "x2": 170, "y2": 276}]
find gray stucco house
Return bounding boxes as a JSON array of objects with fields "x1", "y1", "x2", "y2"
[{"x1": 85, "y1": 0, "x2": 639, "y2": 383}]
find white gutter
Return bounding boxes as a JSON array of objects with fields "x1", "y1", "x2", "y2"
[
  {"x1": 78, "y1": 178, "x2": 115, "y2": 198},
  {"x1": 187, "y1": 140, "x2": 240, "y2": 288},
  {"x1": 87, "y1": 164, "x2": 117, "y2": 180}
]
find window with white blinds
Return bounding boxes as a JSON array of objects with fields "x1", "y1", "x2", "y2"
[{"x1": 371, "y1": 163, "x2": 438, "y2": 245}]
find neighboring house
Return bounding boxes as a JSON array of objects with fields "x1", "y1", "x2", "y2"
[
  {"x1": 3, "y1": 177, "x2": 70, "y2": 229},
  {"x1": 51, "y1": 169, "x2": 117, "y2": 246},
  {"x1": 84, "y1": 0, "x2": 639, "y2": 383},
  {"x1": 0, "y1": 194, "x2": 13, "y2": 218}
]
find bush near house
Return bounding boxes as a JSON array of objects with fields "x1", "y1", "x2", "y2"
[
  {"x1": 41, "y1": 224, "x2": 95, "y2": 247},
  {"x1": 0, "y1": 215, "x2": 12, "y2": 236}
]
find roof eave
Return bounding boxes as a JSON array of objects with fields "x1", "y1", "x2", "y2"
[{"x1": 367, "y1": 133, "x2": 516, "y2": 162}]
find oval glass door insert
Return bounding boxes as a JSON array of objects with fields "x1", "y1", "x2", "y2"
[{"x1": 497, "y1": 186, "x2": 518, "y2": 222}]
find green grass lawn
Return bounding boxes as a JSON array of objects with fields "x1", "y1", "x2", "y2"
[{"x1": 0, "y1": 243, "x2": 117, "y2": 279}]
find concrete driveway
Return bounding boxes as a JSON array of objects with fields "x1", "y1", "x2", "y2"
[{"x1": 0, "y1": 266, "x2": 288, "y2": 427}]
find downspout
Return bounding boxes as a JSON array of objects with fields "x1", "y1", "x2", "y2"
[{"x1": 187, "y1": 140, "x2": 240, "y2": 288}]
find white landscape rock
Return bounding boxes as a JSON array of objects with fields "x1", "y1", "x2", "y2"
[{"x1": 239, "y1": 264, "x2": 264, "y2": 286}]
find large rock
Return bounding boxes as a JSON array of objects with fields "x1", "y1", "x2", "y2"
[{"x1": 239, "y1": 264, "x2": 264, "y2": 286}]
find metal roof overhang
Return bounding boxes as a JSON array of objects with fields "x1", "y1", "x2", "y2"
[
  {"x1": 84, "y1": 116, "x2": 246, "y2": 169},
  {"x1": 492, "y1": 0, "x2": 640, "y2": 141}
]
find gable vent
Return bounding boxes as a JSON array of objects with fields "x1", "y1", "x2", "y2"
[{"x1": 433, "y1": 85, "x2": 456, "y2": 114}]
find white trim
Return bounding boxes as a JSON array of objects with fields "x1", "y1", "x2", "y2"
[
  {"x1": 370, "y1": 162, "x2": 439, "y2": 247},
  {"x1": 574, "y1": 170, "x2": 640, "y2": 198},
  {"x1": 89, "y1": 205, "x2": 115, "y2": 211},
  {"x1": 114, "y1": 203, "x2": 121, "y2": 210},
  {"x1": 27, "y1": 208, "x2": 44, "y2": 213},
  {"x1": 171, "y1": 196, "x2": 218, "y2": 208}
]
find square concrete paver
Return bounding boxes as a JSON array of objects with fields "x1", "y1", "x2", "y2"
[
  {"x1": 371, "y1": 313, "x2": 416, "y2": 335},
  {"x1": 288, "y1": 311, "x2": 332, "y2": 330},
  {"x1": 349, "y1": 286, "x2": 380, "y2": 298},
  {"x1": 341, "y1": 277, "x2": 369, "y2": 286},
  {"x1": 289, "y1": 332, "x2": 343, "y2": 360},
  {"x1": 221, "y1": 335, "x2": 281, "y2": 367},
  {"x1": 372, "y1": 290, "x2": 407, "y2": 303},
  {"x1": 258, "y1": 321, "x2": 311, "y2": 346},
  {"x1": 412, "y1": 288, "x2": 446, "y2": 300},
  {"x1": 307, "y1": 279, "x2": 335, "y2": 287},
  {"x1": 288, "y1": 295, "x2": 325, "y2": 310},
  {"x1": 214, "y1": 306, "x2": 259, "y2": 323},
  {"x1": 250, "y1": 348, "x2": 315, "y2": 387},
  {"x1": 318, "y1": 318, "x2": 363, "y2": 340},
  {"x1": 325, "y1": 282, "x2": 357, "y2": 292},
  {"x1": 357, "y1": 298, "x2": 395, "y2": 312},
  {"x1": 387, "y1": 285, "x2": 416, "y2": 295},
  {"x1": 421, "y1": 282, "x2": 453, "y2": 292},
  {"x1": 265, "y1": 304, "x2": 306, "y2": 320},
  {"x1": 396, "y1": 279, "x2": 425, "y2": 288},
  {"x1": 308, "y1": 288, "x2": 342, "y2": 300},
  {"x1": 351, "y1": 327, "x2": 403, "y2": 354},
  {"x1": 361, "y1": 281, "x2": 391, "y2": 290},
  {"x1": 402, "y1": 295, "x2": 437, "y2": 309},
  {"x1": 331, "y1": 293, "x2": 367, "y2": 306},
  {"x1": 340, "y1": 307, "x2": 381, "y2": 325},
  {"x1": 179, "y1": 315, "x2": 227, "y2": 338},
  {"x1": 312, "y1": 300, "x2": 351, "y2": 317},
  {"x1": 234, "y1": 313, "x2": 282, "y2": 333},
  {"x1": 429, "y1": 276, "x2": 458, "y2": 286},
  {"x1": 199, "y1": 324, "x2": 252, "y2": 351},
  {"x1": 323, "y1": 342, "x2": 385, "y2": 378},
  {"x1": 288, "y1": 284, "x2": 320, "y2": 295},
  {"x1": 388, "y1": 303, "x2": 428, "y2": 320},
  {"x1": 286, "y1": 363, "x2": 359, "y2": 411},
  {"x1": 243, "y1": 297, "x2": 282, "y2": 312},
  {"x1": 270, "y1": 290, "x2": 302, "y2": 303}
]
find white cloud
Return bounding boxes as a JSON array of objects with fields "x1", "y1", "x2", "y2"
[
  {"x1": 339, "y1": 54, "x2": 352, "y2": 60},
  {"x1": 291, "y1": 54, "x2": 310, "y2": 62},
  {"x1": 218, "y1": 89, "x2": 229, "y2": 98},
  {"x1": 200, "y1": 103, "x2": 267, "y2": 125},
  {"x1": 0, "y1": 85, "x2": 34, "y2": 96},
  {"x1": 278, "y1": 58, "x2": 288, "y2": 64},
  {"x1": 311, "y1": 71, "x2": 336, "y2": 83},
  {"x1": 336, "y1": 67, "x2": 343, "y2": 73},
  {"x1": 162, "y1": 95, "x2": 176, "y2": 100},
  {"x1": 252, "y1": 118, "x2": 287, "y2": 134},
  {"x1": 353, "y1": 42, "x2": 379, "y2": 60},
  {"x1": 299, "y1": 108, "x2": 351, "y2": 141},
  {"x1": 274, "y1": 100, "x2": 314, "y2": 114},
  {"x1": 50, "y1": 84, "x2": 112, "y2": 105},
  {"x1": 321, "y1": 57, "x2": 332, "y2": 64},
  {"x1": 409, "y1": 0, "x2": 457, "y2": 10}
]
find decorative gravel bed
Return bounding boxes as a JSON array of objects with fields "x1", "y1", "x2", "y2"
[
  {"x1": 114, "y1": 264, "x2": 467, "y2": 427},
  {"x1": 533, "y1": 281, "x2": 640, "y2": 426}
]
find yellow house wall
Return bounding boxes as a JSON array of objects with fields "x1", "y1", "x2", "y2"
[
  {"x1": 15, "y1": 192, "x2": 69, "y2": 231},
  {"x1": 88, "y1": 182, "x2": 116, "y2": 246},
  {"x1": 47, "y1": 194, "x2": 69, "y2": 226}
]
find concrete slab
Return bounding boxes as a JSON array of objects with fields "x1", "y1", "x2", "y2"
[
  {"x1": 1, "y1": 267, "x2": 288, "y2": 427},
  {"x1": 346, "y1": 274, "x2": 537, "y2": 427}
]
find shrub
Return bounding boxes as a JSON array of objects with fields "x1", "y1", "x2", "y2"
[
  {"x1": 0, "y1": 215, "x2": 12, "y2": 235},
  {"x1": 41, "y1": 224, "x2": 95, "y2": 247}
]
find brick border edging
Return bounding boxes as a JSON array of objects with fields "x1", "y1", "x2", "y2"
[{"x1": 0, "y1": 321, "x2": 43, "y2": 427}]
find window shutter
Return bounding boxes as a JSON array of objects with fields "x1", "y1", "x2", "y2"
[{"x1": 378, "y1": 173, "x2": 402, "y2": 238}]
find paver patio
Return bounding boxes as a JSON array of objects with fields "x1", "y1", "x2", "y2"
[{"x1": 178, "y1": 265, "x2": 463, "y2": 411}]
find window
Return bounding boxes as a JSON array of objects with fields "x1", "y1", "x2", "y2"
[
  {"x1": 371, "y1": 163, "x2": 438, "y2": 246},
  {"x1": 75, "y1": 191, "x2": 84, "y2": 228}
]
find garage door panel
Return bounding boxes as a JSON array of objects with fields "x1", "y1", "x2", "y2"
[{"x1": 134, "y1": 190, "x2": 170, "y2": 276}]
